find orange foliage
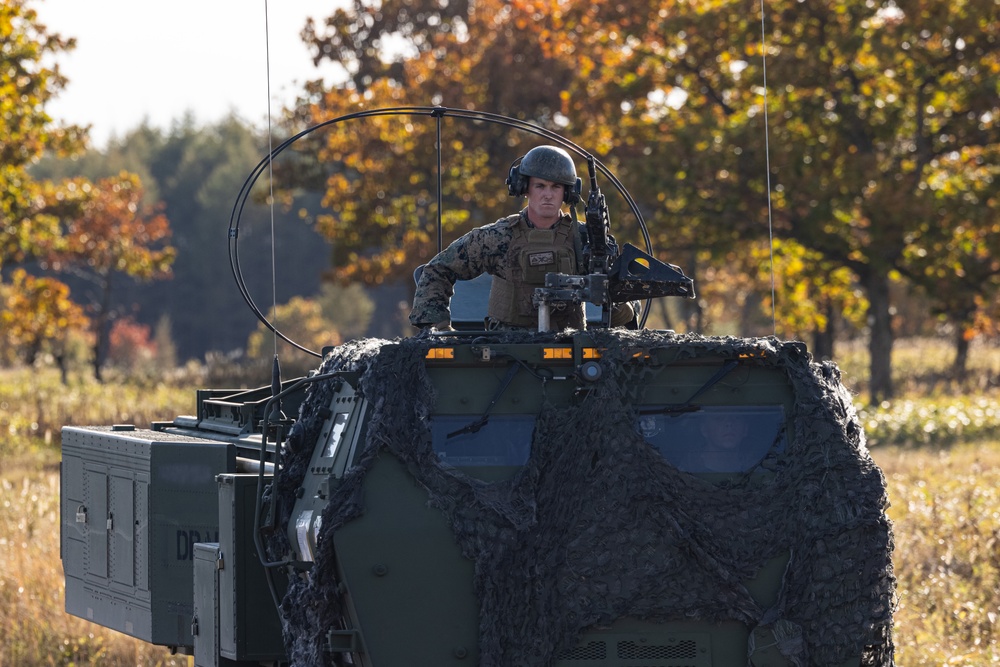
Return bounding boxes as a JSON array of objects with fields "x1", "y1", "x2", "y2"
[
  {"x1": 0, "y1": 269, "x2": 89, "y2": 365},
  {"x1": 107, "y1": 317, "x2": 157, "y2": 369},
  {"x1": 54, "y1": 172, "x2": 175, "y2": 281}
]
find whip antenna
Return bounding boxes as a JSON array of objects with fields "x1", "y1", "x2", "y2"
[
  {"x1": 264, "y1": 0, "x2": 279, "y2": 358},
  {"x1": 264, "y1": 0, "x2": 283, "y2": 417},
  {"x1": 759, "y1": 0, "x2": 777, "y2": 334},
  {"x1": 433, "y1": 107, "x2": 444, "y2": 253}
]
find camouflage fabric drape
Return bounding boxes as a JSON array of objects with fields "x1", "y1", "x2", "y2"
[{"x1": 269, "y1": 330, "x2": 895, "y2": 666}]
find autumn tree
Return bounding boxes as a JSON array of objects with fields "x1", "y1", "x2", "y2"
[
  {"x1": 0, "y1": 0, "x2": 106, "y2": 379},
  {"x1": 33, "y1": 116, "x2": 336, "y2": 362},
  {"x1": 0, "y1": 268, "x2": 90, "y2": 381},
  {"x1": 759, "y1": 0, "x2": 998, "y2": 400},
  {"x1": 751, "y1": 239, "x2": 868, "y2": 359},
  {"x1": 297, "y1": 0, "x2": 997, "y2": 402},
  {"x1": 547, "y1": 0, "x2": 999, "y2": 401},
  {"x1": 0, "y1": 0, "x2": 86, "y2": 273},
  {"x1": 292, "y1": 0, "x2": 862, "y2": 336},
  {"x1": 48, "y1": 173, "x2": 176, "y2": 381},
  {"x1": 1, "y1": 5, "x2": 172, "y2": 372},
  {"x1": 246, "y1": 296, "x2": 343, "y2": 378},
  {"x1": 290, "y1": 0, "x2": 592, "y2": 290},
  {"x1": 900, "y1": 148, "x2": 1000, "y2": 378},
  {"x1": 106, "y1": 316, "x2": 156, "y2": 370}
]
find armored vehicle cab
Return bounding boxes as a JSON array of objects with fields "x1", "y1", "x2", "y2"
[{"x1": 270, "y1": 329, "x2": 894, "y2": 667}]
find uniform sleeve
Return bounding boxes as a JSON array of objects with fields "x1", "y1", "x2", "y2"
[{"x1": 408, "y1": 225, "x2": 504, "y2": 327}]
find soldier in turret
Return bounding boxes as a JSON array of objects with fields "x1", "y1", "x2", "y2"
[{"x1": 409, "y1": 145, "x2": 636, "y2": 331}]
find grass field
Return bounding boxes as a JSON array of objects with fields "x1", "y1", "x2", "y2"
[
  {"x1": 0, "y1": 472, "x2": 189, "y2": 667},
  {"x1": 1, "y1": 337, "x2": 998, "y2": 665},
  {"x1": 873, "y1": 443, "x2": 1000, "y2": 664},
  {"x1": 0, "y1": 368, "x2": 193, "y2": 667}
]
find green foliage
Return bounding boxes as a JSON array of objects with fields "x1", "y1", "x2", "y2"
[
  {"x1": 0, "y1": 367, "x2": 191, "y2": 467},
  {"x1": 0, "y1": 0, "x2": 86, "y2": 271},
  {"x1": 860, "y1": 396, "x2": 1000, "y2": 448},
  {"x1": 839, "y1": 338, "x2": 1000, "y2": 448},
  {"x1": 246, "y1": 295, "x2": 343, "y2": 378},
  {"x1": 317, "y1": 282, "x2": 375, "y2": 339},
  {"x1": 836, "y1": 336, "x2": 1000, "y2": 398}
]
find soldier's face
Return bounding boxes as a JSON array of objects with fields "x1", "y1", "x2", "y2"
[
  {"x1": 701, "y1": 416, "x2": 748, "y2": 450},
  {"x1": 525, "y1": 177, "x2": 565, "y2": 229}
]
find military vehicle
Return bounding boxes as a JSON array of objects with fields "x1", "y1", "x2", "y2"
[{"x1": 60, "y1": 107, "x2": 895, "y2": 666}]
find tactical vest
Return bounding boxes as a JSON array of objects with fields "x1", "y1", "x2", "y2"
[{"x1": 488, "y1": 214, "x2": 586, "y2": 329}]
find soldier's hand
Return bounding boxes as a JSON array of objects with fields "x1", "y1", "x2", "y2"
[
  {"x1": 416, "y1": 320, "x2": 454, "y2": 335},
  {"x1": 610, "y1": 301, "x2": 639, "y2": 329}
]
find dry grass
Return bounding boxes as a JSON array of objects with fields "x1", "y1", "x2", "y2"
[
  {"x1": 872, "y1": 442, "x2": 1000, "y2": 665},
  {"x1": 0, "y1": 368, "x2": 193, "y2": 474},
  {"x1": 0, "y1": 368, "x2": 194, "y2": 665},
  {"x1": 9, "y1": 444, "x2": 999, "y2": 666},
  {"x1": 0, "y1": 472, "x2": 188, "y2": 667}
]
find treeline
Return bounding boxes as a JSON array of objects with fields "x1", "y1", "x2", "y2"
[
  {"x1": 2, "y1": 0, "x2": 998, "y2": 400},
  {"x1": 29, "y1": 117, "x2": 376, "y2": 363}
]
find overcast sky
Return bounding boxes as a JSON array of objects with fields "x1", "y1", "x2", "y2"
[{"x1": 38, "y1": 0, "x2": 346, "y2": 148}]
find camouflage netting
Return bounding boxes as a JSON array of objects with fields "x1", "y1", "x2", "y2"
[{"x1": 266, "y1": 330, "x2": 896, "y2": 667}]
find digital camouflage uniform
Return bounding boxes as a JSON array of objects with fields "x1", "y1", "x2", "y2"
[{"x1": 410, "y1": 210, "x2": 635, "y2": 330}]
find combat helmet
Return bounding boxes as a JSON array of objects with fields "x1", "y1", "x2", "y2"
[{"x1": 506, "y1": 145, "x2": 583, "y2": 204}]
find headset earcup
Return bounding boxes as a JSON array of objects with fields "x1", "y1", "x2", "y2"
[{"x1": 506, "y1": 160, "x2": 526, "y2": 197}]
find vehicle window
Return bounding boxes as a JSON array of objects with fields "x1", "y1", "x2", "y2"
[
  {"x1": 636, "y1": 405, "x2": 786, "y2": 473},
  {"x1": 429, "y1": 415, "x2": 535, "y2": 467}
]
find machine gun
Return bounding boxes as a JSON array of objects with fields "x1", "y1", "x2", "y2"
[
  {"x1": 583, "y1": 155, "x2": 615, "y2": 277},
  {"x1": 532, "y1": 156, "x2": 696, "y2": 330}
]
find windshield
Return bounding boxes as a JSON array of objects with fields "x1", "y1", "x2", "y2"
[
  {"x1": 430, "y1": 415, "x2": 535, "y2": 467},
  {"x1": 636, "y1": 405, "x2": 786, "y2": 473}
]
